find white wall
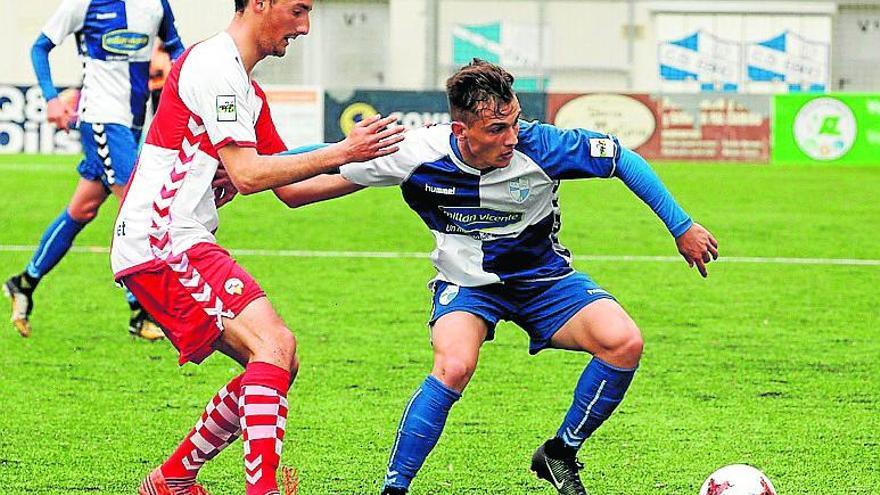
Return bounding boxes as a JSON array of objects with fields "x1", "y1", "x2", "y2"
[
  {"x1": 0, "y1": 0, "x2": 854, "y2": 92},
  {"x1": 428, "y1": 0, "x2": 837, "y2": 92},
  {"x1": 0, "y1": 0, "x2": 231, "y2": 85}
]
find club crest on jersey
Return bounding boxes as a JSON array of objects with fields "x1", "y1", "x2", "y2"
[
  {"x1": 508, "y1": 177, "x2": 530, "y2": 203},
  {"x1": 589, "y1": 138, "x2": 616, "y2": 158},
  {"x1": 438, "y1": 285, "x2": 459, "y2": 305},
  {"x1": 216, "y1": 96, "x2": 237, "y2": 122},
  {"x1": 224, "y1": 278, "x2": 244, "y2": 296},
  {"x1": 101, "y1": 29, "x2": 149, "y2": 55}
]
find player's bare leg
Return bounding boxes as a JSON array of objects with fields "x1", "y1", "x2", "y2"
[
  {"x1": 381, "y1": 312, "x2": 487, "y2": 494},
  {"x1": 550, "y1": 299, "x2": 643, "y2": 369},
  {"x1": 140, "y1": 297, "x2": 298, "y2": 495},
  {"x1": 531, "y1": 299, "x2": 643, "y2": 495}
]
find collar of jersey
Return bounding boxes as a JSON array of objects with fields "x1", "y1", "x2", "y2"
[
  {"x1": 219, "y1": 31, "x2": 250, "y2": 79},
  {"x1": 447, "y1": 132, "x2": 487, "y2": 176}
]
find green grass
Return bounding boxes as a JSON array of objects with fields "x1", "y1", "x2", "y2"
[{"x1": 0, "y1": 154, "x2": 878, "y2": 494}]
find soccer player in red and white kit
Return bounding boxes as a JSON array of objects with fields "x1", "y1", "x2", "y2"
[{"x1": 110, "y1": 1, "x2": 403, "y2": 494}]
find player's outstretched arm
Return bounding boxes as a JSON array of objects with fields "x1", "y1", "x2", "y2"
[
  {"x1": 217, "y1": 114, "x2": 404, "y2": 195},
  {"x1": 614, "y1": 147, "x2": 718, "y2": 277},
  {"x1": 274, "y1": 174, "x2": 365, "y2": 208}
]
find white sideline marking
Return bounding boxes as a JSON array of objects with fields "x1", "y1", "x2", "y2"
[{"x1": 0, "y1": 245, "x2": 878, "y2": 267}]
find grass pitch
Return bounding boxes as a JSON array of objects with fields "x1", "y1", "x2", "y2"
[{"x1": 0, "y1": 154, "x2": 877, "y2": 494}]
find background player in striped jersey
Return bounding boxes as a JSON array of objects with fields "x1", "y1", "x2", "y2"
[
  {"x1": 3, "y1": 0, "x2": 184, "y2": 340},
  {"x1": 274, "y1": 59, "x2": 719, "y2": 494},
  {"x1": 111, "y1": 1, "x2": 404, "y2": 494}
]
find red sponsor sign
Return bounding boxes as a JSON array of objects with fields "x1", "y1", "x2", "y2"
[{"x1": 547, "y1": 93, "x2": 770, "y2": 162}]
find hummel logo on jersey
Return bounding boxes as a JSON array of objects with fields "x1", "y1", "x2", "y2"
[
  {"x1": 216, "y1": 95, "x2": 237, "y2": 122},
  {"x1": 96, "y1": 12, "x2": 117, "y2": 20},
  {"x1": 426, "y1": 184, "x2": 456, "y2": 195},
  {"x1": 589, "y1": 138, "x2": 616, "y2": 158},
  {"x1": 587, "y1": 288, "x2": 608, "y2": 296}
]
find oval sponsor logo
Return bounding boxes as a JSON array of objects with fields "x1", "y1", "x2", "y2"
[
  {"x1": 102, "y1": 30, "x2": 150, "y2": 54},
  {"x1": 793, "y1": 97, "x2": 857, "y2": 161},
  {"x1": 554, "y1": 94, "x2": 656, "y2": 150}
]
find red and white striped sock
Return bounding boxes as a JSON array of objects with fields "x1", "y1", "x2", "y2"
[
  {"x1": 159, "y1": 374, "x2": 244, "y2": 494},
  {"x1": 239, "y1": 362, "x2": 291, "y2": 495}
]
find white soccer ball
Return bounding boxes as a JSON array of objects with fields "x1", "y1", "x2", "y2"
[{"x1": 699, "y1": 464, "x2": 777, "y2": 495}]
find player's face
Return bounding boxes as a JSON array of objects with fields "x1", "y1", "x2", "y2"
[
  {"x1": 261, "y1": 0, "x2": 312, "y2": 57},
  {"x1": 455, "y1": 97, "x2": 521, "y2": 170}
]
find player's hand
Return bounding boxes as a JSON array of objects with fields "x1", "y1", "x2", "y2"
[
  {"x1": 341, "y1": 114, "x2": 405, "y2": 162},
  {"x1": 212, "y1": 165, "x2": 238, "y2": 208},
  {"x1": 46, "y1": 97, "x2": 73, "y2": 131},
  {"x1": 675, "y1": 222, "x2": 719, "y2": 278}
]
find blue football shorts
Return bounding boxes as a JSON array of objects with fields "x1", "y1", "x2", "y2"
[
  {"x1": 429, "y1": 271, "x2": 616, "y2": 354},
  {"x1": 77, "y1": 122, "x2": 141, "y2": 188}
]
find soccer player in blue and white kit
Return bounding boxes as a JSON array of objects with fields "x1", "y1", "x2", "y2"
[
  {"x1": 277, "y1": 59, "x2": 719, "y2": 494},
  {"x1": 3, "y1": 0, "x2": 184, "y2": 339}
]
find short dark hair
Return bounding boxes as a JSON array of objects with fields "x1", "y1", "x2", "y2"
[
  {"x1": 446, "y1": 59, "x2": 516, "y2": 123},
  {"x1": 235, "y1": 0, "x2": 274, "y2": 12}
]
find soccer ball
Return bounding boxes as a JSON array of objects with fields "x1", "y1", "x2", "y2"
[{"x1": 699, "y1": 464, "x2": 777, "y2": 495}]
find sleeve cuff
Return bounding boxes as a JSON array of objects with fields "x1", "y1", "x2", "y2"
[
  {"x1": 670, "y1": 217, "x2": 693, "y2": 238},
  {"x1": 214, "y1": 137, "x2": 256, "y2": 151},
  {"x1": 339, "y1": 165, "x2": 369, "y2": 186}
]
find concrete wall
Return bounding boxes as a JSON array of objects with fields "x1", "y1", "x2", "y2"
[
  {"x1": 0, "y1": 0, "x2": 860, "y2": 92},
  {"x1": 0, "y1": 0, "x2": 230, "y2": 85}
]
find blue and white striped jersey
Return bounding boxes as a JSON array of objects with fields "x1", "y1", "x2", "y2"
[
  {"x1": 340, "y1": 122, "x2": 621, "y2": 287},
  {"x1": 41, "y1": 0, "x2": 181, "y2": 129}
]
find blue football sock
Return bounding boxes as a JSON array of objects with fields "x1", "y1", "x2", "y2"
[
  {"x1": 556, "y1": 357, "x2": 637, "y2": 449},
  {"x1": 384, "y1": 375, "x2": 461, "y2": 490},
  {"x1": 125, "y1": 288, "x2": 139, "y2": 308},
  {"x1": 26, "y1": 209, "x2": 86, "y2": 280}
]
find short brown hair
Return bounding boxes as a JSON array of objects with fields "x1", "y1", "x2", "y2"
[
  {"x1": 446, "y1": 59, "x2": 515, "y2": 123},
  {"x1": 235, "y1": 0, "x2": 276, "y2": 12}
]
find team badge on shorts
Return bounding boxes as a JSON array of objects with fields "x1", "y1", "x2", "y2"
[
  {"x1": 438, "y1": 285, "x2": 460, "y2": 305},
  {"x1": 216, "y1": 95, "x2": 237, "y2": 122},
  {"x1": 224, "y1": 277, "x2": 244, "y2": 295},
  {"x1": 508, "y1": 177, "x2": 530, "y2": 203}
]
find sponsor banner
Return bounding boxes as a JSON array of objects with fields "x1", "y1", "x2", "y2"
[
  {"x1": 324, "y1": 89, "x2": 546, "y2": 142},
  {"x1": 262, "y1": 86, "x2": 324, "y2": 148},
  {"x1": 0, "y1": 85, "x2": 82, "y2": 155},
  {"x1": 746, "y1": 31, "x2": 829, "y2": 92},
  {"x1": 655, "y1": 13, "x2": 831, "y2": 94},
  {"x1": 547, "y1": 93, "x2": 770, "y2": 162},
  {"x1": 658, "y1": 30, "x2": 742, "y2": 92},
  {"x1": 451, "y1": 21, "x2": 547, "y2": 91},
  {"x1": 773, "y1": 94, "x2": 880, "y2": 165}
]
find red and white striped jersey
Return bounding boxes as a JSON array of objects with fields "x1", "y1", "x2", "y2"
[{"x1": 111, "y1": 31, "x2": 286, "y2": 279}]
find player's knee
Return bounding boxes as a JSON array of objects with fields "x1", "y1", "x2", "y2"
[
  {"x1": 434, "y1": 355, "x2": 476, "y2": 391},
  {"x1": 611, "y1": 320, "x2": 643, "y2": 365},
  {"x1": 274, "y1": 328, "x2": 298, "y2": 371},
  {"x1": 67, "y1": 203, "x2": 99, "y2": 223},
  {"x1": 250, "y1": 324, "x2": 297, "y2": 372}
]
